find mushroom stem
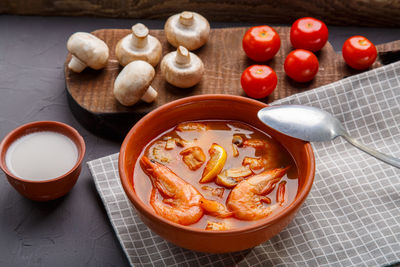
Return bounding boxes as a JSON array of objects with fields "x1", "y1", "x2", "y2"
[
  {"x1": 179, "y1": 11, "x2": 194, "y2": 26},
  {"x1": 68, "y1": 55, "x2": 87, "y2": 72},
  {"x1": 175, "y1": 46, "x2": 191, "y2": 65},
  {"x1": 131, "y1": 23, "x2": 149, "y2": 49},
  {"x1": 140, "y1": 86, "x2": 158, "y2": 103}
]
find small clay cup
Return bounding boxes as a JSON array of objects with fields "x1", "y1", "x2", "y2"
[
  {"x1": 0, "y1": 121, "x2": 85, "y2": 201},
  {"x1": 119, "y1": 94, "x2": 315, "y2": 253}
]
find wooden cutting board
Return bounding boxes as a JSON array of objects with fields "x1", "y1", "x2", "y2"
[{"x1": 64, "y1": 27, "x2": 400, "y2": 140}]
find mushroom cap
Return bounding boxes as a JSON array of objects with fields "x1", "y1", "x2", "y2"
[
  {"x1": 113, "y1": 60, "x2": 155, "y2": 106},
  {"x1": 160, "y1": 48, "x2": 204, "y2": 88},
  {"x1": 115, "y1": 24, "x2": 162, "y2": 67},
  {"x1": 67, "y1": 32, "x2": 109, "y2": 70},
  {"x1": 164, "y1": 11, "x2": 210, "y2": 51}
]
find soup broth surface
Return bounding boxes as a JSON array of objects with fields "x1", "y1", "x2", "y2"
[{"x1": 134, "y1": 120, "x2": 298, "y2": 230}]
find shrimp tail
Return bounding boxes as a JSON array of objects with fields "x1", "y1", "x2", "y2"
[
  {"x1": 151, "y1": 188, "x2": 203, "y2": 225},
  {"x1": 200, "y1": 198, "x2": 233, "y2": 218}
]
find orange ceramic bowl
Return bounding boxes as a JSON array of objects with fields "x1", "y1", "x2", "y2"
[
  {"x1": 0, "y1": 121, "x2": 85, "y2": 201},
  {"x1": 119, "y1": 94, "x2": 315, "y2": 253}
]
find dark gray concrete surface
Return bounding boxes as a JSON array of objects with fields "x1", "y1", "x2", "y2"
[{"x1": 0, "y1": 15, "x2": 399, "y2": 266}]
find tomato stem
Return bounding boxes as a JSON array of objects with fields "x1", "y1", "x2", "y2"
[
  {"x1": 259, "y1": 31, "x2": 268, "y2": 38},
  {"x1": 256, "y1": 69, "x2": 264, "y2": 75},
  {"x1": 358, "y1": 39, "x2": 367, "y2": 46}
]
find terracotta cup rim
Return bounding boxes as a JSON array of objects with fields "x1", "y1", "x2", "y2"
[
  {"x1": 0, "y1": 120, "x2": 86, "y2": 184},
  {"x1": 119, "y1": 94, "x2": 315, "y2": 235}
]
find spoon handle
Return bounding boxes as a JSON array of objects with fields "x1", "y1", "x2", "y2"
[{"x1": 341, "y1": 134, "x2": 400, "y2": 169}]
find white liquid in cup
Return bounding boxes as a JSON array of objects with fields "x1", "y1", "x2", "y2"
[{"x1": 5, "y1": 131, "x2": 78, "y2": 181}]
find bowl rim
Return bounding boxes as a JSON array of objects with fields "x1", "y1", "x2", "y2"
[
  {"x1": 119, "y1": 94, "x2": 315, "y2": 235},
  {"x1": 0, "y1": 120, "x2": 86, "y2": 184}
]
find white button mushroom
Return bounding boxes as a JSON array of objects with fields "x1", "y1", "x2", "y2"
[
  {"x1": 164, "y1": 11, "x2": 210, "y2": 51},
  {"x1": 113, "y1": 60, "x2": 158, "y2": 106},
  {"x1": 67, "y1": 32, "x2": 109, "y2": 73},
  {"x1": 161, "y1": 46, "x2": 204, "y2": 88},
  {"x1": 115, "y1": 23, "x2": 162, "y2": 67}
]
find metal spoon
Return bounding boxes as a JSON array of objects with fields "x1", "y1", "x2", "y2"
[{"x1": 258, "y1": 105, "x2": 400, "y2": 169}]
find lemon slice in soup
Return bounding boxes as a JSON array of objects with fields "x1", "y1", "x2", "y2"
[{"x1": 200, "y1": 144, "x2": 227, "y2": 183}]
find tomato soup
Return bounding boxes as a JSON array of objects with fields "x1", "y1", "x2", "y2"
[{"x1": 134, "y1": 120, "x2": 298, "y2": 230}]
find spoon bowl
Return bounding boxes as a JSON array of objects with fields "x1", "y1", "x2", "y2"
[{"x1": 258, "y1": 105, "x2": 400, "y2": 169}]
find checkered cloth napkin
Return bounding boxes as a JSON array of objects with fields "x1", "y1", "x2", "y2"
[{"x1": 88, "y1": 62, "x2": 400, "y2": 267}]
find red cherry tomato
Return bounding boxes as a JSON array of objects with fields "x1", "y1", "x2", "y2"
[
  {"x1": 242, "y1": 26, "x2": 281, "y2": 62},
  {"x1": 342, "y1": 36, "x2": 377, "y2": 70},
  {"x1": 284, "y1": 49, "x2": 319, "y2": 83},
  {"x1": 241, "y1": 65, "x2": 278, "y2": 99},
  {"x1": 290, "y1": 17, "x2": 328, "y2": 52}
]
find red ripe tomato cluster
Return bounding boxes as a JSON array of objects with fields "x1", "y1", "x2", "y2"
[
  {"x1": 285, "y1": 17, "x2": 326, "y2": 83},
  {"x1": 241, "y1": 25, "x2": 280, "y2": 99},
  {"x1": 241, "y1": 17, "x2": 377, "y2": 99}
]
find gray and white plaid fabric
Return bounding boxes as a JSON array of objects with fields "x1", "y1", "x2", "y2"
[{"x1": 88, "y1": 62, "x2": 400, "y2": 267}]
